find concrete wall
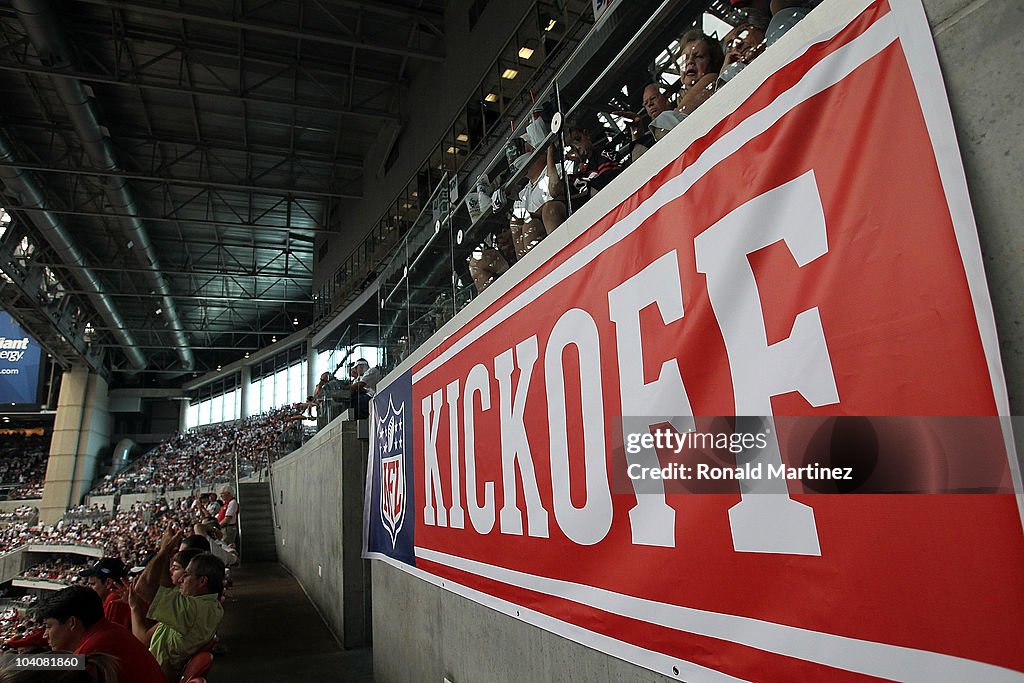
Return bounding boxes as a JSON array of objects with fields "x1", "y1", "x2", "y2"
[
  {"x1": 83, "y1": 494, "x2": 115, "y2": 510},
  {"x1": 372, "y1": 564, "x2": 673, "y2": 683},
  {"x1": 119, "y1": 492, "x2": 158, "y2": 510},
  {"x1": 0, "y1": 499, "x2": 40, "y2": 514},
  {"x1": 0, "y1": 548, "x2": 26, "y2": 584},
  {"x1": 271, "y1": 418, "x2": 371, "y2": 648},
  {"x1": 23, "y1": 544, "x2": 103, "y2": 558}
]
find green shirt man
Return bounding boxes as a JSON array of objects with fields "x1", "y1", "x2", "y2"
[
  {"x1": 148, "y1": 586, "x2": 223, "y2": 680},
  {"x1": 129, "y1": 527, "x2": 226, "y2": 682}
]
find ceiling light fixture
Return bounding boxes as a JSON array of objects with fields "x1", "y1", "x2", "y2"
[
  {"x1": 501, "y1": 68, "x2": 519, "y2": 80},
  {"x1": 484, "y1": 92, "x2": 498, "y2": 103},
  {"x1": 518, "y1": 47, "x2": 534, "y2": 59}
]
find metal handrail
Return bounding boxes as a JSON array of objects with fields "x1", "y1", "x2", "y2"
[
  {"x1": 233, "y1": 447, "x2": 242, "y2": 568},
  {"x1": 267, "y1": 447, "x2": 281, "y2": 531}
]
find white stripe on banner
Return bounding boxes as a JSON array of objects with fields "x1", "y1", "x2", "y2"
[
  {"x1": 413, "y1": 11, "x2": 900, "y2": 384},
  {"x1": 415, "y1": 547, "x2": 1024, "y2": 682}
]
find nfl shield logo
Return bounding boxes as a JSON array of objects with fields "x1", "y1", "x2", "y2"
[{"x1": 378, "y1": 398, "x2": 406, "y2": 549}]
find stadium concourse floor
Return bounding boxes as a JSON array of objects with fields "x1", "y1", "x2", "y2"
[{"x1": 211, "y1": 562, "x2": 374, "y2": 682}]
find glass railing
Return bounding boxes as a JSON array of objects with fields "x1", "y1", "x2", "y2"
[{"x1": 313, "y1": 0, "x2": 596, "y2": 323}]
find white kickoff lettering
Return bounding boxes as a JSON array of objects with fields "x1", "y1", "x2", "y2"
[
  {"x1": 445, "y1": 380, "x2": 465, "y2": 529},
  {"x1": 544, "y1": 308, "x2": 613, "y2": 546},
  {"x1": 608, "y1": 251, "x2": 694, "y2": 548},
  {"x1": 421, "y1": 388, "x2": 447, "y2": 527},
  {"x1": 495, "y1": 337, "x2": 550, "y2": 538},
  {"x1": 464, "y1": 363, "x2": 495, "y2": 534},
  {"x1": 694, "y1": 170, "x2": 837, "y2": 555}
]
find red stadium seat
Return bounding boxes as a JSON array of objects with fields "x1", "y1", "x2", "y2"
[
  {"x1": 198, "y1": 634, "x2": 218, "y2": 652},
  {"x1": 178, "y1": 651, "x2": 213, "y2": 683}
]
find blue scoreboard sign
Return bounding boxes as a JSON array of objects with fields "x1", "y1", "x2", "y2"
[{"x1": 0, "y1": 312, "x2": 41, "y2": 405}]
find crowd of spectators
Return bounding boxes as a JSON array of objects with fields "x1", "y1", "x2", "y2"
[
  {"x1": 0, "y1": 507, "x2": 37, "y2": 525},
  {"x1": 0, "y1": 523, "x2": 35, "y2": 551},
  {"x1": 631, "y1": 0, "x2": 819, "y2": 150},
  {"x1": 466, "y1": 0, "x2": 819, "y2": 295},
  {"x1": 91, "y1": 406, "x2": 297, "y2": 496},
  {"x1": 0, "y1": 415, "x2": 258, "y2": 678},
  {"x1": 18, "y1": 558, "x2": 89, "y2": 586},
  {"x1": 0, "y1": 413, "x2": 263, "y2": 672},
  {"x1": 0, "y1": 434, "x2": 50, "y2": 500},
  {"x1": 0, "y1": 602, "x2": 37, "y2": 649},
  {"x1": 0, "y1": 494, "x2": 233, "y2": 680},
  {"x1": 20, "y1": 500, "x2": 192, "y2": 568},
  {"x1": 0, "y1": 499, "x2": 198, "y2": 567},
  {"x1": 0, "y1": 523, "x2": 228, "y2": 681},
  {"x1": 60, "y1": 505, "x2": 111, "y2": 526}
]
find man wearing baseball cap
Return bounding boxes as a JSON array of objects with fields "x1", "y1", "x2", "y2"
[{"x1": 80, "y1": 557, "x2": 131, "y2": 630}]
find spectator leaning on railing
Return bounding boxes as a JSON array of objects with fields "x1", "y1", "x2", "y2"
[
  {"x1": 563, "y1": 123, "x2": 624, "y2": 206},
  {"x1": 675, "y1": 29, "x2": 725, "y2": 116}
]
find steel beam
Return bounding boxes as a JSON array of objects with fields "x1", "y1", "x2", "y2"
[
  {"x1": 68, "y1": 0, "x2": 445, "y2": 61},
  {"x1": 2, "y1": 202, "x2": 334, "y2": 237},
  {"x1": 0, "y1": 159, "x2": 361, "y2": 200},
  {"x1": 0, "y1": 58, "x2": 401, "y2": 122}
]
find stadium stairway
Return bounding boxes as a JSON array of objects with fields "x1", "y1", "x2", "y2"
[
  {"x1": 238, "y1": 482, "x2": 278, "y2": 563},
  {"x1": 213, "y1": 562, "x2": 373, "y2": 682}
]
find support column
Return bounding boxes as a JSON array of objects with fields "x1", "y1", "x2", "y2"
[
  {"x1": 307, "y1": 337, "x2": 316, "y2": 395},
  {"x1": 39, "y1": 365, "x2": 111, "y2": 525},
  {"x1": 240, "y1": 365, "x2": 251, "y2": 419}
]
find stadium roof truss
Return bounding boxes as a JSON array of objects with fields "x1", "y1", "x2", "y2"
[{"x1": 0, "y1": 0, "x2": 444, "y2": 377}]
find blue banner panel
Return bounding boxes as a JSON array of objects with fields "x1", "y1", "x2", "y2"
[
  {"x1": 363, "y1": 370, "x2": 416, "y2": 566},
  {"x1": 0, "y1": 313, "x2": 41, "y2": 405}
]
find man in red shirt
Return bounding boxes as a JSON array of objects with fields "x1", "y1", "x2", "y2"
[
  {"x1": 80, "y1": 557, "x2": 132, "y2": 629},
  {"x1": 38, "y1": 585, "x2": 165, "y2": 683}
]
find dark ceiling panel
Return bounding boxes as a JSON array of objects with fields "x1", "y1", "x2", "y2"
[{"x1": 0, "y1": 0, "x2": 444, "y2": 376}]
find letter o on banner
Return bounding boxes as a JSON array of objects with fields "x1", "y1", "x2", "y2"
[{"x1": 544, "y1": 308, "x2": 613, "y2": 545}]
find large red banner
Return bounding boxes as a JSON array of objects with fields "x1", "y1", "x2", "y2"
[{"x1": 366, "y1": 0, "x2": 1024, "y2": 680}]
